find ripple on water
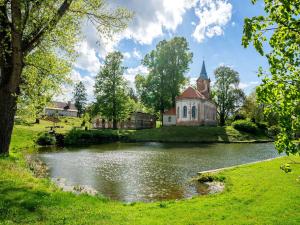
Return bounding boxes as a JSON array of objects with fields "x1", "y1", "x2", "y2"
[{"x1": 38, "y1": 142, "x2": 279, "y2": 202}]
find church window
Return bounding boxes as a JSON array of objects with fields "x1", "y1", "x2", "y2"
[
  {"x1": 192, "y1": 106, "x2": 196, "y2": 119},
  {"x1": 183, "y1": 106, "x2": 187, "y2": 118}
]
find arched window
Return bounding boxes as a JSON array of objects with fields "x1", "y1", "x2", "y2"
[
  {"x1": 168, "y1": 116, "x2": 172, "y2": 122},
  {"x1": 192, "y1": 106, "x2": 196, "y2": 119},
  {"x1": 183, "y1": 106, "x2": 187, "y2": 118}
]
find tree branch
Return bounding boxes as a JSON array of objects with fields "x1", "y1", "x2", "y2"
[{"x1": 22, "y1": 0, "x2": 73, "y2": 56}]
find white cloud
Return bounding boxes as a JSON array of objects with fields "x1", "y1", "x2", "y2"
[
  {"x1": 55, "y1": 70, "x2": 96, "y2": 102},
  {"x1": 74, "y1": 41, "x2": 101, "y2": 75},
  {"x1": 132, "y1": 48, "x2": 142, "y2": 59},
  {"x1": 124, "y1": 65, "x2": 148, "y2": 85},
  {"x1": 110, "y1": 0, "x2": 198, "y2": 45},
  {"x1": 192, "y1": 0, "x2": 232, "y2": 42},
  {"x1": 123, "y1": 52, "x2": 131, "y2": 59}
]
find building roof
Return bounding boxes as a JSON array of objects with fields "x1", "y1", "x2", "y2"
[
  {"x1": 45, "y1": 101, "x2": 78, "y2": 111},
  {"x1": 198, "y1": 60, "x2": 208, "y2": 80},
  {"x1": 176, "y1": 86, "x2": 205, "y2": 100},
  {"x1": 164, "y1": 107, "x2": 176, "y2": 115}
]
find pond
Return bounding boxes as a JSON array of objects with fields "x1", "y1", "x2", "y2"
[{"x1": 37, "y1": 142, "x2": 279, "y2": 202}]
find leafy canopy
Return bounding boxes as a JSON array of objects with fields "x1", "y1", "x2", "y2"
[
  {"x1": 242, "y1": 0, "x2": 300, "y2": 155},
  {"x1": 212, "y1": 66, "x2": 245, "y2": 126}
]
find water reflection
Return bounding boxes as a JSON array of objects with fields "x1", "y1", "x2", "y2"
[{"x1": 38, "y1": 142, "x2": 279, "y2": 202}]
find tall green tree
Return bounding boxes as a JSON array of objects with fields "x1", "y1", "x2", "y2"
[
  {"x1": 0, "y1": 0, "x2": 132, "y2": 154},
  {"x1": 94, "y1": 51, "x2": 130, "y2": 129},
  {"x1": 73, "y1": 81, "x2": 87, "y2": 117},
  {"x1": 240, "y1": 91, "x2": 264, "y2": 123},
  {"x1": 213, "y1": 66, "x2": 245, "y2": 126},
  {"x1": 242, "y1": 0, "x2": 300, "y2": 154},
  {"x1": 137, "y1": 37, "x2": 192, "y2": 121}
]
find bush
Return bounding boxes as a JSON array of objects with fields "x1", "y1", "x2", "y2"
[
  {"x1": 256, "y1": 122, "x2": 268, "y2": 130},
  {"x1": 36, "y1": 132, "x2": 56, "y2": 146},
  {"x1": 197, "y1": 173, "x2": 226, "y2": 183},
  {"x1": 267, "y1": 125, "x2": 280, "y2": 137},
  {"x1": 232, "y1": 120, "x2": 258, "y2": 133},
  {"x1": 64, "y1": 129, "x2": 124, "y2": 146}
]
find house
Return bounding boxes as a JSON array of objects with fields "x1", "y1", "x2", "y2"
[
  {"x1": 163, "y1": 61, "x2": 217, "y2": 126},
  {"x1": 44, "y1": 101, "x2": 78, "y2": 117},
  {"x1": 93, "y1": 112, "x2": 156, "y2": 130}
]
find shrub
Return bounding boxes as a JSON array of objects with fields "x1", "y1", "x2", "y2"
[
  {"x1": 36, "y1": 132, "x2": 56, "y2": 146},
  {"x1": 197, "y1": 173, "x2": 226, "y2": 183},
  {"x1": 233, "y1": 114, "x2": 246, "y2": 121},
  {"x1": 267, "y1": 125, "x2": 280, "y2": 137},
  {"x1": 64, "y1": 129, "x2": 124, "y2": 146},
  {"x1": 232, "y1": 120, "x2": 257, "y2": 133},
  {"x1": 256, "y1": 122, "x2": 268, "y2": 130}
]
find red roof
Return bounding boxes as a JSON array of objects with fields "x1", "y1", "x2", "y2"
[
  {"x1": 176, "y1": 87, "x2": 205, "y2": 100},
  {"x1": 164, "y1": 107, "x2": 176, "y2": 115}
]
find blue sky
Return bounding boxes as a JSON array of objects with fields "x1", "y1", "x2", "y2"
[{"x1": 58, "y1": 0, "x2": 268, "y2": 101}]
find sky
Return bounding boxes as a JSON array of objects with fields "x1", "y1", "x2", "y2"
[{"x1": 57, "y1": 0, "x2": 268, "y2": 102}]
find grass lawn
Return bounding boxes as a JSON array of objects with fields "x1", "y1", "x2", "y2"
[{"x1": 1, "y1": 118, "x2": 299, "y2": 224}]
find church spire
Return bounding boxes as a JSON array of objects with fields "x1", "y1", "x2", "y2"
[{"x1": 199, "y1": 60, "x2": 208, "y2": 80}]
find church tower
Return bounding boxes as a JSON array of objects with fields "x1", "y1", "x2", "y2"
[{"x1": 197, "y1": 60, "x2": 211, "y2": 99}]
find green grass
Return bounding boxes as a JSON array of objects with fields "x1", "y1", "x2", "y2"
[
  {"x1": 128, "y1": 126, "x2": 270, "y2": 143},
  {"x1": 1, "y1": 117, "x2": 299, "y2": 224}
]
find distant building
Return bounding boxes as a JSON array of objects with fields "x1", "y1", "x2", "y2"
[
  {"x1": 44, "y1": 101, "x2": 78, "y2": 117},
  {"x1": 163, "y1": 108, "x2": 176, "y2": 126},
  {"x1": 93, "y1": 112, "x2": 156, "y2": 130},
  {"x1": 163, "y1": 61, "x2": 217, "y2": 126}
]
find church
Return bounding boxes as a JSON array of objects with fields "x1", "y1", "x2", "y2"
[{"x1": 163, "y1": 61, "x2": 217, "y2": 126}]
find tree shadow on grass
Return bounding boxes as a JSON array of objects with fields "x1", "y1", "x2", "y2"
[{"x1": 0, "y1": 180, "x2": 51, "y2": 223}]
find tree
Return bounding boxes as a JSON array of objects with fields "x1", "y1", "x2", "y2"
[
  {"x1": 0, "y1": 0, "x2": 132, "y2": 154},
  {"x1": 242, "y1": 0, "x2": 300, "y2": 155},
  {"x1": 213, "y1": 66, "x2": 245, "y2": 126},
  {"x1": 94, "y1": 51, "x2": 130, "y2": 129},
  {"x1": 73, "y1": 81, "x2": 87, "y2": 117},
  {"x1": 240, "y1": 90, "x2": 264, "y2": 123},
  {"x1": 17, "y1": 48, "x2": 71, "y2": 123},
  {"x1": 137, "y1": 37, "x2": 192, "y2": 121}
]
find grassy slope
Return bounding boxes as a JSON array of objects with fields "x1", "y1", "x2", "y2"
[
  {"x1": 128, "y1": 126, "x2": 270, "y2": 143},
  {"x1": 2, "y1": 118, "x2": 299, "y2": 224}
]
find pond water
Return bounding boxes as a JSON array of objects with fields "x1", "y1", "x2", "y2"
[{"x1": 38, "y1": 142, "x2": 279, "y2": 202}]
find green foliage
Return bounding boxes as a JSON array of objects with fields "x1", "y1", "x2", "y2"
[
  {"x1": 267, "y1": 125, "x2": 281, "y2": 138},
  {"x1": 280, "y1": 163, "x2": 292, "y2": 173},
  {"x1": 212, "y1": 66, "x2": 245, "y2": 126},
  {"x1": 73, "y1": 81, "x2": 87, "y2": 117},
  {"x1": 36, "y1": 132, "x2": 56, "y2": 146},
  {"x1": 64, "y1": 129, "x2": 125, "y2": 145},
  {"x1": 242, "y1": 0, "x2": 300, "y2": 155},
  {"x1": 232, "y1": 120, "x2": 258, "y2": 134},
  {"x1": 240, "y1": 91, "x2": 265, "y2": 124},
  {"x1": 197, "y1": 173, "x2": 226, "y2": 183},
  {"x1": 94, "y1": 51, "x2": 131, "y2": 128},
  {"x1": 136, "y1": 37, "x2": 192, "y2": 118}
]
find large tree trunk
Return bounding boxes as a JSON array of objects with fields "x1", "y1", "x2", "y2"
[
  {"x1": 219, "y1": 113, "x2": 225, "y2": 126},
  {"x1": 0, "y1": 0, "x2": 23, "y2": 155},
  {"x1": 0, "y1": 87, "x2": 18, "y2": 155}
]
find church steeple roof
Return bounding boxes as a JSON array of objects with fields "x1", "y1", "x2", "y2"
[{"x1": 199, "y1": 60, "x2": 208, "y2": 80}]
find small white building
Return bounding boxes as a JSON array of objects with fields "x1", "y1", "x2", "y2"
[
  {"x1": 163, "y1": 108, "x2": 176, "y2": 126},
  {"x1": 44, "y1": 101, "x2": 78, "y2": 117},
  {"x1": 163, "y1": 61, "x2": 217, "y2": 126}
]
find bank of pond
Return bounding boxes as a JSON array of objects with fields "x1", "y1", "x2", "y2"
[{"x1": 36, "y1": 126, "x2": 273, "y2": 147}]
